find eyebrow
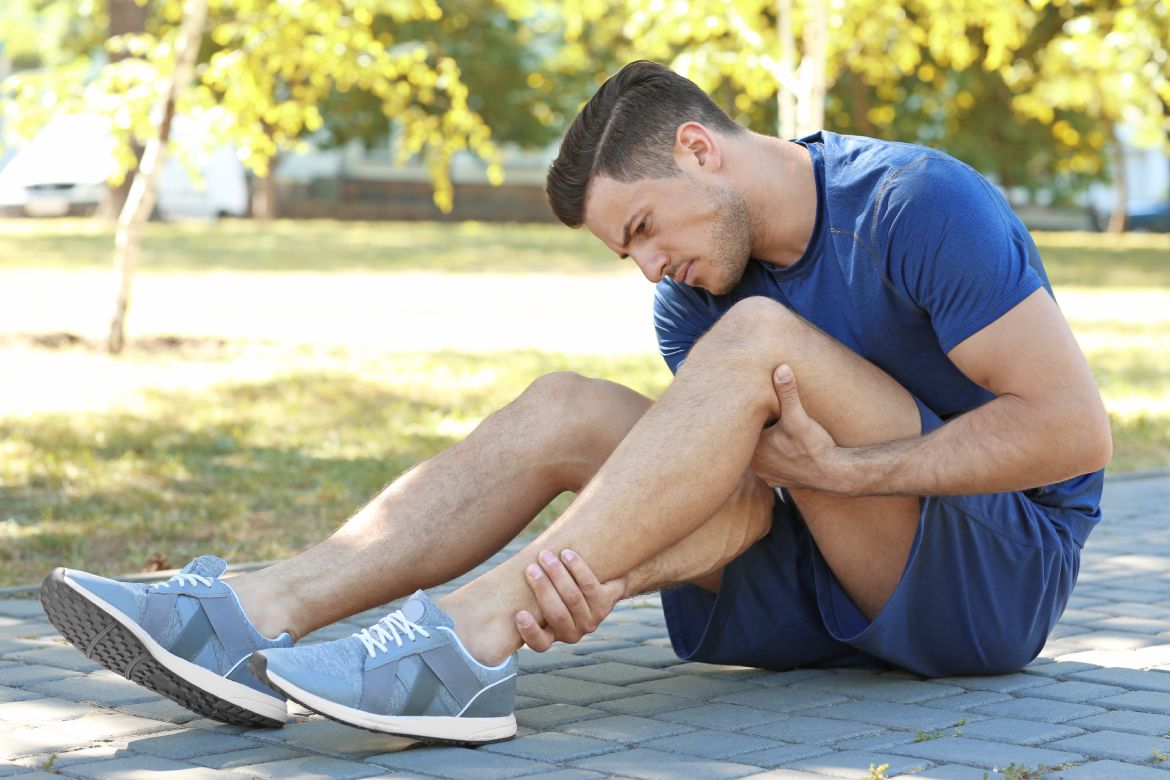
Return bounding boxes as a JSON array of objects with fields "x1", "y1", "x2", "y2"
[{"x1": 620, "y1": 211, "x2": 640, "y2": 249}]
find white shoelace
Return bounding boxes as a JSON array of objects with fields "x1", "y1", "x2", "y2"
[
  {"x1": 160, "y1": 572, "x2": 213, "y2": 589},
  {"x1": 355, "y1": 611, "x2": 431, "y2": 657}
]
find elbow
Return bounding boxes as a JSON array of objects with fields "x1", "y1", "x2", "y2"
[
  {"x1": 1077, "y1": 401, "x2": 1114, "y2": 474},
  {"x1": 1088, "y1": 416, "x2": 1113, "y2": 473}
]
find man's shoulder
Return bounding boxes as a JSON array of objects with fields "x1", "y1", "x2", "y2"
[
  {"x1": 817, "y1": 131, "x2": 953, "y2": 167},
  {"x1": 819, "y1": 132, "x2": 977, "y2": 186},
  {"x1": 816, "y1": 132, "x2": 994, "y2": 220}
]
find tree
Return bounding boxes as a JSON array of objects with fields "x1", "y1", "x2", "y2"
[
  {"x1": 555, "y1": 0, "x2": 1039, "y2": 137},
  {"x1": 1006, "y1": 0, "x2": 1170, "y2": 232},
  {"x1": 100, "y1": 0, "x2": 149, "y2": 217},
  {"x1": 1, "y1": 0, "x2": 507, "y2": 348},
  {"x1": 193, "y1": 0, "x2": 503, "y2": 219},
  {"x1": 315, "y1": 0, "x2": 618, "y2": 148},
  {"x1": 109, "y1": 0, "x2": 207, "y2": 354},
  {"x1": 2, "y1": 0, "x2": 506, "y2": 214},
  {"x1": 551, "y1": 0, "x2": 1167, "y2": 219},
  {"x1": 825, "y1": 3, "x2": 1109, "y2": 204}
]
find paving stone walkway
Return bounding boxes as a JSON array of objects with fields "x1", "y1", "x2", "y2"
[{"x1": 2, "y1": 473, "x2": 1170, "y2": 779}]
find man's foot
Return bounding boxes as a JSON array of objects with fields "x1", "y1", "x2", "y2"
[
  {"x1": 40, "y1": 556, "x2": 293, "y2": 727},
  {"x1": 249, "y1": 590, "x2": 517, "y2": 745}
]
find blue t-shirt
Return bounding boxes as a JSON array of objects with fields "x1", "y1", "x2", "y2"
[{"x1": 653, "y1": 131, "x2": 1102, "y2": 542}]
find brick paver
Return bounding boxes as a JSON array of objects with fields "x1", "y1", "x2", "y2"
[{"x1": 0, "y1": 473, "x2": 1168, "y2": 777}]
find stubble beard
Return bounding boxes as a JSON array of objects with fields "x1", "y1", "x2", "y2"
[{"x1": 705, "y1": 183, "x2": 753, "y2": 296}]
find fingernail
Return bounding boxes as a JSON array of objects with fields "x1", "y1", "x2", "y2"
[
  {"x1": 516, "y1": 612, "x2": 533, "y2": 627},
  {"x1": 776, "y1": 365, "x2": 793, "y2": 383},
  {"x1": 539, "y1": 550, "x2": 557, "y2": 566},
  {"x1": 527, "y1": 564, "x2": 542, "y2": 579},
  {"x1": 561, "y1": 549, "x2": 577, "y2": 562}
]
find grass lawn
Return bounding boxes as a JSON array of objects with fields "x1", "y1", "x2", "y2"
[
  {"x1": 0, "y1": 349, "x2": 669, "y2": 586},
  {"x1": 0, "y1": 218, "x2": 612, "y2": 275},
  {"x1": 0, "y1": 220, "x2": 1167, "y2": 586}
]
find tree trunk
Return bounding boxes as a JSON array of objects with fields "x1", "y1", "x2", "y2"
[
  {"x1": 797, "y1": 0, "x2": 827, "y2": 136},
  {"x1": 108, "y1": 0, "x2": 208, "y2": 354},
  {"x1": 251, "y1": 155, "x2": 281, "y2": 220},
  {"x1": 1106, "y1": 132, "x2": 1128, "y2": 234},
  {"x1": 98, "y1": 0, "x2": 149, "y2": 220},
  {"x1": 776, "y1": 0, "x2": 828, "y2": 138},
  {"x1": 777, "y1": 0, "x2": 797, "y2": 139}
]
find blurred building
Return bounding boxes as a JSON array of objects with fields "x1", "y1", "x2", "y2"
[{"x1": 273, "y1": 140, "x2": 558, "y2": 223}]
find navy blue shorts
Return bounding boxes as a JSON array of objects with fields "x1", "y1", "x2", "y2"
[{"x1": 661, "y1": 398, "x2": 1088, "y2": 678}]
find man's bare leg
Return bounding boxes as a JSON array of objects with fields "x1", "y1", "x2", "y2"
[
  {"x1": 230, "y1": 372, "x2": 651, "y2": 640},
  {"x1": 441, "y1": 297, "x2": 924, "y2": 664},
  {"x1": 234, "y1": 369, "x2": 775, "y2": 645}
]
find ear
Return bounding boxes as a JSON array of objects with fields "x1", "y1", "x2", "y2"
[{"x1": 674, "y1": 122, "x2": 722, "y2": 172}]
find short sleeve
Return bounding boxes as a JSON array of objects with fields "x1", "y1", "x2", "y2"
[
  {"x1": 875, "y1": 158, "x2": 1045, "y2": 354},
  {"x1": 653, "y1": 278, "x2": 720, "y2": 374}
]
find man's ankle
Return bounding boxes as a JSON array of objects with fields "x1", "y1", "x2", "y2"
[
  {"x1": 227, "y1": 575, "x2": 295, "y2": 641},
  {"x1": 438, "y1": 594, "x2": 520, "y2": 667}
]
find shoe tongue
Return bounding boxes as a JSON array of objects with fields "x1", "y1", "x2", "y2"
[
  {"x1": 400, "y1": 590, "x2": 454, "y2": 629},
  {"x1": 180, "y1": 555, "x2": 227, "y2": 579}
]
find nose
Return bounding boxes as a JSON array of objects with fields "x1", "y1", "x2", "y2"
[{"x1": 632, "y1": 249, "x2": 669, "y2": 283}]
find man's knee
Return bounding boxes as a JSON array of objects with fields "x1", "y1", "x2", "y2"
[
  {"x1": 521, "y1": 372, "x2": 646, "y2": 420},
  {"x1": 521, "y1": 371, "x2": 593, "y2": 407},
  {"x1": 716, "y1": 297, "x2": 801, "y2": 342},
  {"x1": 687, "y1": 296, "x2": 802, "y2": 374},
  {"x1": 518, "y1": 371, "x2": 649, "y2": 471}
]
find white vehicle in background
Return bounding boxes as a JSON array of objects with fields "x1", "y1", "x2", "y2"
[{"x1": 0, "y1": 113, "x2": 248, "y2": 220}]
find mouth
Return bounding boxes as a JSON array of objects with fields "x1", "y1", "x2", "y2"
[{"x1": 674, "y1": 260, "x2": 695, "y2": 285}]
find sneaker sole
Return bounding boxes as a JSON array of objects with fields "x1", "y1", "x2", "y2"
[
  {"x1": 249, "y1": 653, "x2": 516, "y2": 745},
  {"x1": 40, "y1": 568, "x2": 286, "y2": 728}
]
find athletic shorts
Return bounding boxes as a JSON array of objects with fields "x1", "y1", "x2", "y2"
[{"x1": 661, "y1": 398, "x2": 1089, "y2": 678}]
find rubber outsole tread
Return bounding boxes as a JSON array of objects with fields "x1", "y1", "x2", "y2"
[
  {"x1": 248, "y1": 654, "x2": 514, "y2": 746},
  {"x1": 40, "y1": 569, "x2": 283, "y2": 728}
]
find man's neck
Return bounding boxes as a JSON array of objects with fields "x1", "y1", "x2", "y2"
[{"x1": 735, "y1": 134, "x2": 818, "y2": 269}]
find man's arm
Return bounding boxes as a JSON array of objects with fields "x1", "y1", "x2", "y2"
[{"x1": 753, "y1": 287, "x2": 1112, "y2": 497}]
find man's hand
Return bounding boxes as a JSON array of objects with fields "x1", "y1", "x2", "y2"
[
  {"x1": 515, "y1": 549, "x2": 626, "y2": 652},
  {"x1": 751, "y1": 364, "x2": 852, "y2": 494}
]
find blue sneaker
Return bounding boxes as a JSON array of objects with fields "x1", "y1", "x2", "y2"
[
  {"x1": 41, "y1": 556, "x2": 292, "y2": 727},
  {"x1": 250, "y1": 590, "x2": 517, "y2": 744}
]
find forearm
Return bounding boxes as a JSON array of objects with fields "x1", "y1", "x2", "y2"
[{"x1": 838, "y1": 393, "x2": 1111, "y2": 497}]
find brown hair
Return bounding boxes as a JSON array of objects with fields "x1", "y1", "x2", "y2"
[{"x1": 545, "y1": 60, "x2": 744, "y2": 228}]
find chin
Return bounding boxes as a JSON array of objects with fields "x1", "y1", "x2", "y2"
[
  {"x1": 707, "y1": 263, "x2": 748, "y2": 296},
  {"x1": 700, "y1": 279, "x2": 735, "y2": 296}
]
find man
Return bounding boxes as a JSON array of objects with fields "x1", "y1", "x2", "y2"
[{"x1": 40, "y1": 60, "x2": 1110, "y2": 745}]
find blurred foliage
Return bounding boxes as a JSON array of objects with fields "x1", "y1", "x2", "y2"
[
  {"x1": 0, "y1": 0, "x2": 512, "y2": 211},
  {"x1": 1, "y1": 0, "x2": 1168, "y2": 205},
  {"x1": 1007, "y1": 0, "x2": 1170, "y2": 152},
  {"x1": 319, "y1": 0, "x2": 617, "y2": 152},
  {"x1": 555, "y1": 0, "x2": 1169, "y2": 200}
]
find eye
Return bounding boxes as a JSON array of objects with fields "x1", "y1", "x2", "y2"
[{"x1": 637, "y1": 219, "x2": 647, "y2": 234}]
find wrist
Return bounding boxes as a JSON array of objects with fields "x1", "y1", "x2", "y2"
[{"x1": 834, "y1": 447, "x2": 871, "y2": 497}]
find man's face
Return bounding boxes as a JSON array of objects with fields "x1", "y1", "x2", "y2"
[{"x1": 582, "y1": 171, "x2": 752, "y2": 295}]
